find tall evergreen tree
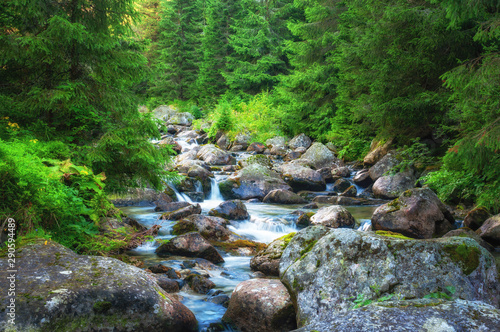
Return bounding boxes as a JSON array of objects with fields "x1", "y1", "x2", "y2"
[
  {"x1": 150, "y1": 0, "x2": 204, "y2": 100},
  {"x1": 196, "y1": 0, "x2": 243, "y2": 102},
  {"x1": 224, "y1": 0, "x2": 294, "y2": 94},
  {"x1": 0, "y1": 0, "x2": 171, "y2": 191},
  {"x1": 274, "y1": 0, "x2": 341, "y2": 138}
]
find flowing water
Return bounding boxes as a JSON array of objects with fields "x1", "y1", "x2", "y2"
[{"x1": 120, "y1": 133, "x2": 379, "y2": 331}]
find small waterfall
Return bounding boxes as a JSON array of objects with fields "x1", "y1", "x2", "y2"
[
  {"x1": 209, "y1": 177, "x2": 223, "y2": 201},
  {"x1": 357, "y1": 219, "x2": 372, "y2": 232},
  {"x1": 229, "y1": 217, "x2": 297, "y2": 243},
  {"x1": 195, "y1": 180, "x2": 203, "y2": 193},
  {"x1": 170, "y1": 184, "x2": 193, "y2": 203}
]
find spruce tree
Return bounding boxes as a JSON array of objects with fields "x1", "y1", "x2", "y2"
[
  {"x1": 150, "y1": 0, "x2": 204, "y2": 101},
  {"x1": 0, "y1": 0, "x2": 171, "y2": 191}
]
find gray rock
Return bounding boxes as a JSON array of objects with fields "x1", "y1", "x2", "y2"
[
  {"x1": 288, "y1": 134, "x2": 312, "y2": 150},
  {"x1": 463, "y1": 208, "x2": 490, "y2": 231},
  {"x1": 197, "y1": 144, "x2": 236, "y2": 165},
  {"x1": 247, "y1": 142, "x2": 266, "y2": 153},
  {"x1": 266, "y1": 136, "x2": 287, "y2": 149},
  {"x1": 234, "y1": 133, "x2": 252, "y2": 150},
  {"x1": 0, "y1": 240, "x2": 197, "y2": 332},
  {"x1": 161, "y1": 204, "x2": 202, "y2": 220},
  {"x1": 216, "y1": 134, "x2": 230, "y2": 150},
  {"x1": 263, "y1": 189, "x2": 308, "y2": 204},
  {"x1": 368, "y1": 151, "x2": 399, "y2": 181},
  {"x1": 477, "y1": 214, "x2": 500, "y2": 246},
  {"x1": 371, "y1": 188, "x2": 454, "y2": 239},
  {"x1": 209, "y1": 200, "x2": 249, "y2": 220},
  {"x1": 185, "y1": 274, "x2": 216, "y2": 294},
  {"x1": 280, "y1": 227, "x2": 499, "y2": 328},
  {"x1": 333, "y1": 178, "x2": 352, "y2": 192},
  {"x1": 270, "y1": 145, "x2": 288, "y2": 156},
  {"x1": 372, "y1": 169, "x2": 416, "y2": 199},
  {"x1": 155, "y1": 276, "x2": 181, "y2": 293},
  {"x1": 299, "y1": 142, "x2": 342, "y2": 169},
  {"x1": 250, "y1": 233, "x2": 296, "y2": 276},
  {"x1": 222, "y1": 279, "x2": 296, "y2": 332},
  {"x1": 331, "y1": 166, "x2": 351, "y2": 178},
  {"x1": 280, "y1": 163, "x2": 326, "y2": 191},
  {"x1": 173, "y1": 214, "x2": 231, "y2": 242},
  {"x1": 310, "y1": 205, "x2": 356, "y2": 228},
  {"x1": 293, "y1": 300, "x2": 500, "y2": 332},
  {"x1": 443, "y1": 228, "x2": 495, "y2": 252},
  {"x1": 340, "y1": 185, "x2": 357, "y2": 197},
  {"x1": 219, "y1": 164, "x2": 291, "y2": 200},
  {"x1": 156, "y1": 232, "x2": 224, "y2": 264},
  {"x1": 168, "y1": 112, "x2": 194, "y2": 126},
  {"x1": 238, "y1": 154, "x2": 272, "y2": 168},
  {"x1": 153, "y1": 105, "x2": 178, "y2": 121},
  {"x1": 353, "y1": 169, "x2": 373, "y2": 187},
  {"x1": 155, "y1": 201, "x2": 192, "y2": 212},
  {"x1": 363, "y1": 138, "x2": 393, "y2": 165}
]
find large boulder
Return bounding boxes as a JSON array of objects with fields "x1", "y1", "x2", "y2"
[
  {"x1": 172, "y1": 214, "x2": 232, "y2": 242},
  {"x1": 263, "y1": 189, "x2": 308, "y2": 204},
  {"x1": 294, "y1": 300, "x2": 500, "y2": 332},
  {"x1": 176, "y1": 146, "x2": 201, "y2": 164},
  {"x1": 216, "y1": 134, "x2": 231, "y2": 150},
  {"x1": 352, "y1": 169, "x2": 373, "y2": 187},
  {"x1": 161, "y1": 204, "x2": 202, "y2": 220},
  {"x1": 250, "y1": 233, "x2": 296, "y2": 276},
  {"x1": 156, "y1": 232, "x2": 224, "y2": 264},
  {"x1": 331, "y1": 166, "x2": 350, "y2": 179},
  {"x1": 167, "y1": 112, "x2": 194, "y2": 126},
  {"x1": 0, "y1": 240, "x2": 197, "y2": 332},
  {"x1": 310, "y1": 205, "x2": 356, "y2": 228},
  {"x1": 443, "y1": 228, "x2": 494, "y2": 252},
  {"x1": 197, "y1": 144, "x2": 236, "y2": 166},
  {"x1": 476, "y1": 214, "x2": 500, "y2": 246},
  {"x1": 288, "y1": 134, "x2": 312, "y2": 150},
  {"x1": 332, "y1": 178, "x2": 352, "y2": 193},
  {"x1": 279, "y1": 227, "x2": 500, "y2": 329},
  {"x1": 280, "y1": 163, "x2": 326, "y2": 192},
  {"x1": 153, "y1": 105, "x2": 178, "y2": 121},
  {"x1": 372, "y1": 169, "x2": 416, "y2": 199},
  {"x1": 299, "y1": 142, "x2": 342, "y2": 169},
  {"x1": 371, "y1": 188, "x2": 455, "y2": 239},
  {"x1": 265, "y1": 136, "x2": 287, "y2": 149},
  {"x1": 208, "y1": 200, "x2": 249, "y2": 220},
  {"x1": 238, "y1": 154, "x2": 272, "y2": 168},
  {"x1": 219, "y1": 164, "x2": 291, "y2": 200},
  {"x1": 154, "y1": 201, "x2": 191, "y2": 212},
  {"x1": 175, "y1": 159, "x2": 208, "y2": 173},
  {"x1": 234, "y1": 133, "x2": 252, "y2": 150},
  {"x1": 247, "y1": 142, "x2": 266, "y2": 153},
  {"x1": 222, "y1": 279, "x2": 296, "y2": 332},
  {"x1": 363, "y1": 138, "x2": 393, "y2": 165},
  {"x1": 464, "y1": 207, "x2": 490, "y2": 231},
  {"x1": 368, "y1": 151, "x2": 399, "y2": 181}
]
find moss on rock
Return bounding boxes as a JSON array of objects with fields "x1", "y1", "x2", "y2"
[{"x1": 443, "y1": 243, "x2": 481, "y2": 275}]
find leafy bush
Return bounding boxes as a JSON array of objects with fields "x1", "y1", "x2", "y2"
[
  {"x1": 0, "y1": 139, "x2": 117, "y2": 252},
  {"x1": 208, "y1": 100, "x2": 235, "y2": 138}
]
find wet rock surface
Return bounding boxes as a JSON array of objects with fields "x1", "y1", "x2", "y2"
[
  {"x1": 0, "y1": 240, "x2": 198, "y2": 332},
  {"x1": 250, "y1": 233, "x2": 295, "y2": 276},
  {"x1": 371, "y1": 188, "x2": 454, "y2": 239},
  {"x1": 263, "y1": 189, "x2": 308, "y2": 204},
  {"x1": 208, "y1": 200, "x2": 250, "y2": 220},
  {"x1": 222, "y1": 279, "x2": 297, "y2": 332},
  {"x1": 280, "y1": 227, "x2": 499, "y2": 329},
  {"x1": 310, "y1": 205, "x2": 356, "y2": 228},
  {"x1": 156, "y1": 232, "x2": 224, "y2": 264}
]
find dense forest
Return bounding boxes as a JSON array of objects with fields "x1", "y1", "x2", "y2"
[{"x1": 1, "y1": 0, "x2": 499, "y2": 251}]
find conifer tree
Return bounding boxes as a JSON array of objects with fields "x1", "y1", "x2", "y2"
[
  {"x1": 150, "y1": 0, "x2": 204, "y2": 101},
  {"x1": 0, "y1": 0, "x2": 171, "y2": 191}
]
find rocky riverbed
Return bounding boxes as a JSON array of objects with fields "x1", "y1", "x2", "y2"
[{"x1": 2, "y1": 105, "x2": 499, "y2": 331}]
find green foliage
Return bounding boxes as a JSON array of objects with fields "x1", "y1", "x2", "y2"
[
  {"x1": 423, "y1": 286, "x2": 455, "y2": 300},
  {"x1": 0, "y1": 139, "x2": 115, "y2": 251},
  {"x1": 390, "y1": 138, "x2": 436, "y2": 174},
  {"x1": 208, "y1": 100, "x2": 235, "y2": 137}
]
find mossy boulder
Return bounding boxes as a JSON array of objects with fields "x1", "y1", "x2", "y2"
[
  {"x1": 161, "y1": 204, "x2": 202, "y2": 221},
  {"x1": 280, "y1": 163, "x2": 326, "y2": 192},
  {"x1": 0, "y1": 239, "x2": 197, "y2": 332},
  {"x1": 476, "y1": 214, "x2": 500, "y2": 246},
  {"x1": 219, "y1": 164, "x2": 291, "y2": 200},
  {"x1": 288, "y1": 133, "x2": 312, "y2": 150},
  {"x1": 250, "y1": 233, "x2": 296, "y2": 276},
  {"x1": 371, "y1": 188, "x2": 454, "y2": 239},
  {"x1": 372, "y1": 169, "x2": 416, "y2": 199},
  {"x1": 279, "y1": 227, "x2": 499, "y2": 329},
  {"x1": 208, "y1": 200, "x2": 249, "y2": 220},
  {"x1": 293, "y1": 300, "x2": 500, "y2": 332},
  {"x1": 363, "y1": 137, "x2": 393, "y2": 166},
  {"x1": 299, "y1": 142, "x2": 343, "y2": 169},
  {"x1": 238, "y1": 154, "x2": 272, "y2": 168},
  {"x1": 222, "y1": 279, "x2": 297, "y2": 332},
  {"x1": 263, "y1": 189, "x2": 308, "y2": 204},
  {"x1": 155, "y1": 232, "x2": 224, "y2": 264},
  {"x1": 310, "y1": 205, "x2": 356, "y2": 228},
  {"x1": 463, "y1": 207, "x2": 490, "y2": 231},
  {"x1": 167, "y1": 112, "x2": 194, "y2": 126},
  {"x1": 173, "y1": 214, "x2": 232, "y2": 242},
  {"x1": 196, "y1": 144, "x2": 236, "y2": 165},
  {"x1": 368, "y1": 151, "x2": 399, "y2": 181}
]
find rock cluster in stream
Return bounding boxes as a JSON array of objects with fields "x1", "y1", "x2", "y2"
[{"x1": 24, "y1": 106, "x2": 498, "y2": 332}]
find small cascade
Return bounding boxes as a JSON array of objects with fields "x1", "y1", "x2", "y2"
[
  {"x1": 170, "y1": 184, "x2": 193, "y2": 203},
  {"x1": 195, "y1": 180, "x2": 203, "y2": 193},
  {"x1": 229, "y1": 217, "x2": 297, "y2": 244},
  {"x1": 209, "y1": 177, "x2": 223, "y2": 201},
  {"x1": 357, "y1": 219, "x2": 372, "y2": 232}
]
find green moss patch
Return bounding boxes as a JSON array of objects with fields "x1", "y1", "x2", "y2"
[
  {"x1": 279, "y1": 232, "x2": 297, "y2": 249},
  {"x1": 443, "y1": 243, "x2": 481, "y2": 275},
  {"x1": 172, "y1": 220, "x2": 197, "y2": 235},
  {"x1": 375, "y1": 230, "x2": 413, "y2": 240},
  {"x1": 93, "y1": 300, "x2": 112, "y2": 314},
  {"x1": 299, "y1": 239, "x2": 317, "y2": 257}
]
